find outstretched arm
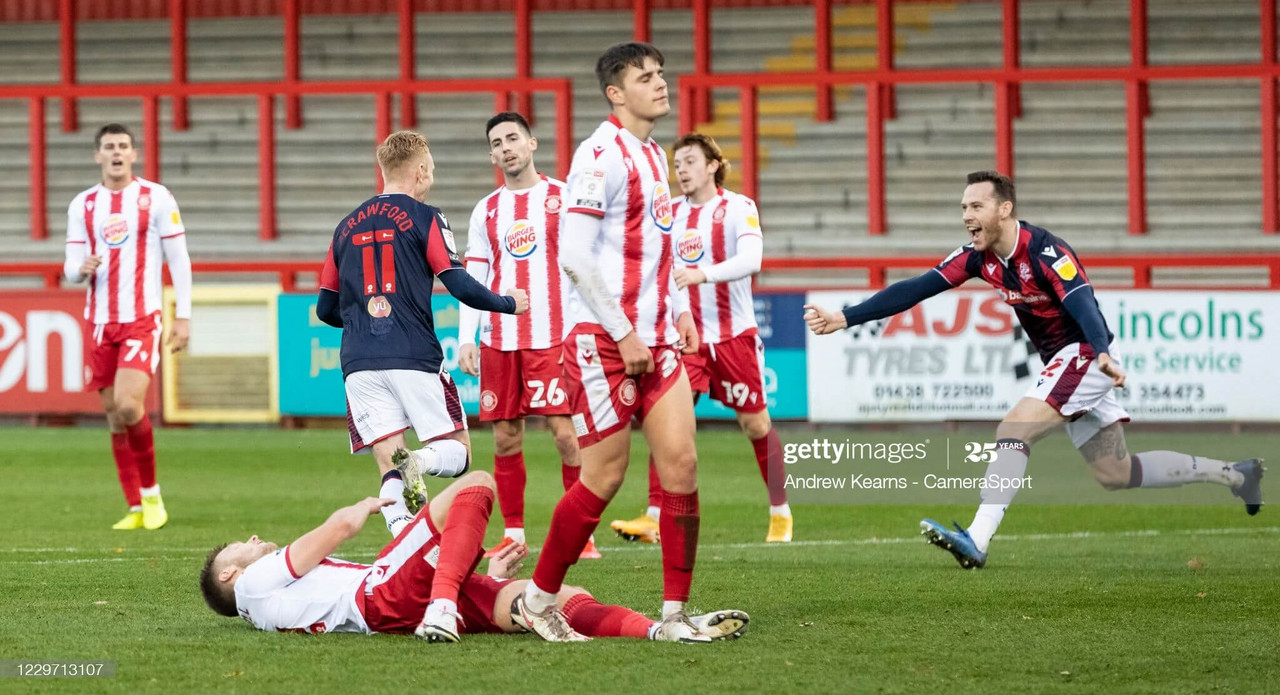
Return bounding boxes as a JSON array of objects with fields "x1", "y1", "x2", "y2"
[
  {"x1": 438, "y1": 268, "x2": 521, "y2": 313},
  {"x1": 805, "y1": 270, "x2": 952, "y2": 335},
  {"x1": 288, "y1": 498, "x2": 394, "y2": 577}
]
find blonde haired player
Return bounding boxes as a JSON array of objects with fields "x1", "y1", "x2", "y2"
[
  {"x1": 457, "y1": 112, "x2": 598, "y2": 561},
  {"x1": 611, "y1": 133, "x2": 791, "y2": 544},
  {"x1": 63, "y1": 123, "x2": 192, "y2": 531}
]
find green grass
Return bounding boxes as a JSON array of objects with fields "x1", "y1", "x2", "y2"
[{"x1": 1, "y1": 425, "x2": 1277, "y2": 694}]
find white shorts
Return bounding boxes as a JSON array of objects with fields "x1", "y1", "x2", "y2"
[
  {"x1": 344, "y1": 369, "x2": 467, "y2": 454},
  {"x1": 1025, "y1": 342, "x2": 1130, "y2": 449}
]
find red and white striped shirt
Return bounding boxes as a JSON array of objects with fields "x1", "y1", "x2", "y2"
[
  {"x1": 64, "y1": 177, "x2": 188, "y2": 324},
  {"x1": 671, "y1": 188, "x2": 761, "y2": 344},
  {"x1": 564, "y1": 115, "x2": 682, "y2": 347},
  {"x1": 461, "y1": 176, "x2": 568, "y2": 351}
]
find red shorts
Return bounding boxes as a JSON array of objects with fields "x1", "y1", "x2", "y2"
[
  {"x1": 86, "y1": 312, "x2": 164, "y2": 392},
  {"x1": 683, "y1": 330, "x2": 768, "y2": 413},
  {"x1": 357, "y1": 510, "x2": 512, "y2": 635},
  {"x1": 478, "y1": 345, "x2": 572, "y2": 422},
  {"x1": 562, "y1": 325, "x2": 687, "y2": 447}
]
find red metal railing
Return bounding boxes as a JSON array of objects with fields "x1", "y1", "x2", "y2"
[
  {"x1": 4, "y1": 255, "x2": 1279, "y2": 292},
  {"x1": 680, "y1": 45, "x2": 1280, "y2": 239},
  {"x1": 8, "y1": 78, "x2": 574, "y2": 242},
  {"x1": 12, "y1": 0, "x2": 1280, "y2": 238}
]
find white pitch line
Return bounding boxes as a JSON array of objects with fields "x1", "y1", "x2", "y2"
[{"x1": 3, "y1": 526, "x2": 1276, "y2": 565}]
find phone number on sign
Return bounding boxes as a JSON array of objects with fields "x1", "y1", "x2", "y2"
[
  {"x1": 1118, "y1": 384, "x2": 1206, "y2": 402},
  {"x1": 873, "y1": 383, "x2": 995, "y2": 400}
]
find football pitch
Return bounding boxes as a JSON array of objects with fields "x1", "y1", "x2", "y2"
[{"x1": 2, "y1": 425, "x2": 1277, "y2": 694}]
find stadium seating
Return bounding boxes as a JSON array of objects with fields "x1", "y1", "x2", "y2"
[{"x1": 2, "y1": 0, "x2": 1276, "y2": 264}]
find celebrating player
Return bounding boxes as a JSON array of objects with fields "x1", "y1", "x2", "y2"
[
  {"x1": 316, "y1": 130, "x2": 528, "y2": 539},
  {"x1": 63, "y1": 123, "x2": 192, "y2": 531},
  {"x1": 804, "y1": 170, "x2": 1265, "y2": 569},
  {"x1": 514, "y1": 42, "x2": 714, "y2": 642},
  {"x1": 199, "y1": 472, "x2": 749, "y2": 643},
  {"x1": 610, "y1": 133, "x2": 791, "y2": 544},
  {"x1": 457, "y1": 112, "x2": 598, "y2": 560}
]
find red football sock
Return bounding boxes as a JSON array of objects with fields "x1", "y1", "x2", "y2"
[
  {"x1": 126, "y1": 414, "x2": 156, "y2": 489},
  {"x1": 429, "y1": 486, "x2": 493, "y2": 605},
  {"x1": 561, "y1": 462, "x2": 580, "y2": 492},
  {"x1": 531, "y1": 481, "x2": 608, "y2": 595},
  {"x1": 492, "y1": 452, "x2": 526, "y2": 528},
  {"x1": 561, "y1": 593, "x2": 653, "y2": 639},
  {"x1": 659, "y1": 491, "x2": 700, "y2": 602},
  {"x1": 647, "y1": 455, "x2": 663, "y2": 508},
  {"x1": 752, "y1": 428, "x2": 788, "y2": 506},
  {"x1": 111, "y1": 431, "x2": 141, "y2": 507}
]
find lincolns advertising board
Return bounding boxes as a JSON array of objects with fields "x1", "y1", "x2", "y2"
[
  {"x1": 806, "y1": 289, "x2": 1279, "y2": 422},
  {"x1": 0, "y1": 290, "x2": 156, "y2": 414}
]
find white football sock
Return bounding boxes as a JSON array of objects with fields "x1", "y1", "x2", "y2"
[
  {"x1": 413, "y1": 439, "x2": 469, "y2": 478},
  {"x1": 504, "y1": 527, "x2": 526, "y2": 544},
  {"x1": 379, "y1": 476, "x2": 412, "y2": 536},
  {"x1": 140, "y1": 484, "x2": 160, "y2": 497},
  {"x1": 967, "y1": 439, "x2": 1030, "y2": 553},
  {"x1": 523, "y1": 581, "x2": 558, "y2": 614},
  {"x1": 662, "y1": 600, "x2": 686, "y2": 619},
  {"x1": 770, "y1": 503, "x2": 792, "y2": 518},
  {"x1": 646, "y1": 506, "x2": 661, "y2": 522},
  {"x1": 1133, "y1": 451, "x2": 1243, "y2": 488}
]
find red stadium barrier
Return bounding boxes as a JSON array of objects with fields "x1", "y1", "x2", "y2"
[
  {"x1": 4, "y1": 78, "x2": 575, "y2": 242},
  {"x1": 4, "y1": 0, "x2": 1278, "y2": 238},
  {"x1": 3, "y1": 256, "x2": 1279, "y2": 292},
  {"x1": 679, "y1": 56, "x2": 1280, "y2": 237}
]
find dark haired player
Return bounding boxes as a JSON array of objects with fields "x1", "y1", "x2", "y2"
[
  {"x1": 457, "y1": 112, "x2": 597, "y2": 560},
  {"x1": 64, "y1": 122, "x2": 192, "y2": 531},
  {"x1": 514, "y1": 42, "x2": 713, "y2": 642},
  {"x1": 805, "y1": 171, "x2": 1264, "y2": 569}
]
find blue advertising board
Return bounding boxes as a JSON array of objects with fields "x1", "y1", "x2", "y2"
[
  {"x1": 279, "y1": 291, "x2": 808, "y2": 420},
  {"x1": 277, "y1": 294, "x2": 481, "y2": 417}
]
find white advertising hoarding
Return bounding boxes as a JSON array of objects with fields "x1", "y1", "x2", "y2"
[{"x1": 806, "y1": 289, "x2": 1278, "y2": 422}]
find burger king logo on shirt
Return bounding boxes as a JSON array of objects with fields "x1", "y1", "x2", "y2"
[
  {"x1": 650, "y1": 181, "x2": 673, "y2": 232},
  {"x1": 102, "y1": 213, "x2": 130, "y2": 247},
  {"x1": 677, "y1": 231, "x2": 704, "y2": 264},
  {"x1": 505, "y1": 220, "x2": 538, "y2": 259}
]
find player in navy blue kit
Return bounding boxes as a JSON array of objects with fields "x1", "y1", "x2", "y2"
[
  {"x1": 317, "y1": 130, "x2": 529, "y2": 577},
  {"x1": 805, "y1": 171, "x2": 1264, "y2": 569}
]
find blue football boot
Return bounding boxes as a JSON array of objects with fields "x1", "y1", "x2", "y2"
[{"x1": 920, "y1": 518, "x2": 987, "y2": 569}]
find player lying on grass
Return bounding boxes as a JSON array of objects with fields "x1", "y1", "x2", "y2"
[
  {"x1": 199, "y1": 472, "x2": 748, "y2": 643},
  {"x1": 804, "y1": 170, "x2": 1265, "y2": 570}
]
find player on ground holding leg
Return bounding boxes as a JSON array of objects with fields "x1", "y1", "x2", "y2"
[
  {"x1": 315, "y1": 131, "x2": 528, "y2": 545},
  {"x1": 610, "y1": 133, "x2": 791, "y2": 544},
  {"x1": 64, "y1": 123, "x2": 192, "y2": 531},
  {"x1": 805, "y1": 170, "x2": 1264, "y2": 569},
  {"x1": 457, "y1": 112, "x2": 598, "y2": 560},
  {"x1": 515, "y1": 43, "x2": 716, "y2": 642}
]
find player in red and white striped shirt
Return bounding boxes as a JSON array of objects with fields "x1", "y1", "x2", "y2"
[
  {"x1": 62, "y1": 123, "x2": 193, "y2": 532},
  {"x1": 516, "y1": 43, "x2": 716, "y2": 645},
  {"x1": 457, "y1": 112, "x2": 597, "y2": 560},
  {"x1": 611, "y1": 133, "x2": 791, "y2": 545}
]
